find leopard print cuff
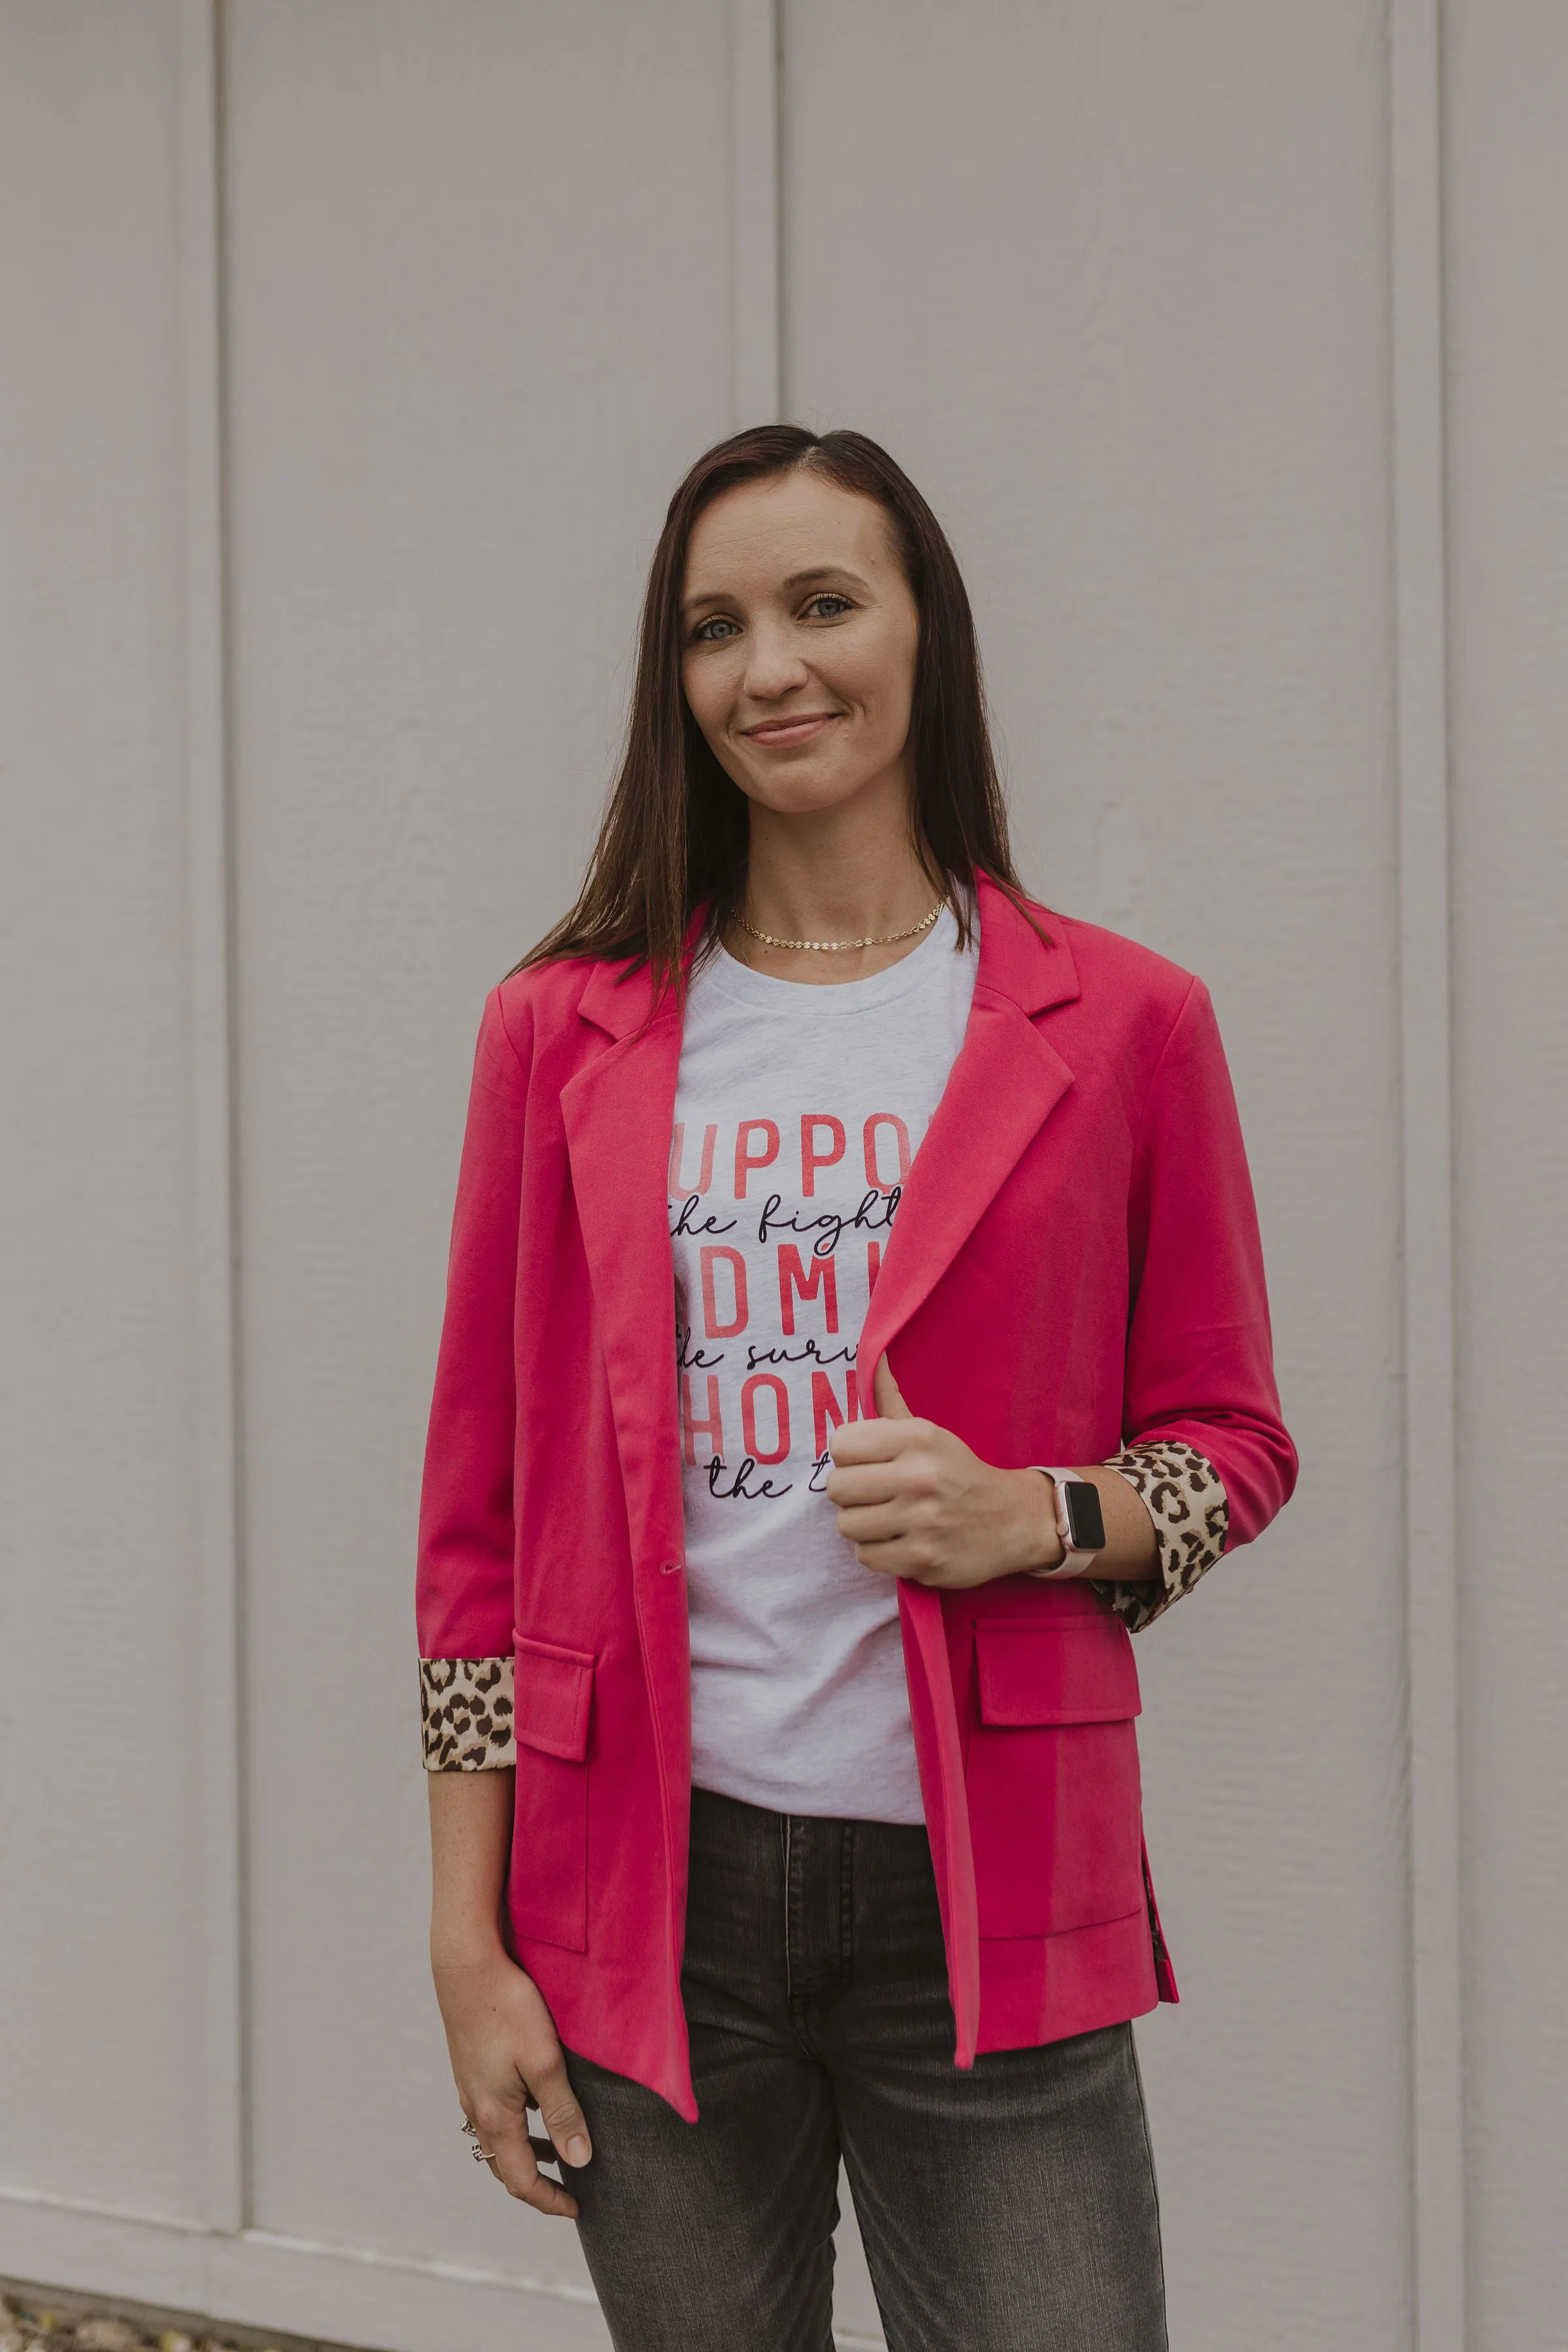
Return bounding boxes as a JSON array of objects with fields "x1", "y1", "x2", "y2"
[
  {"x1": 420, "y1": 1656, "x2": 516, "y2": 1770},
  {"x1": 1094, "y1": 1443, "x2": 1228, "y2": 1634}
]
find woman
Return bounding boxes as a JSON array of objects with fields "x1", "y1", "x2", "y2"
[{"x1": 418, "y1": 425, "x2": 1295, "y2": 2350}]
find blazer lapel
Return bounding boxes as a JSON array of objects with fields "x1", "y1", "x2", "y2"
[
  {"x1": 863, "y1": 879, "x2": 1080, "y2": 2059},
  {"x1": 561, "y1": 960, "x2": 685, "y2": 1573},
  {"x1": 855, "y1": 877, "x2": 1081, "y2": 1410},
  {"x1": 560, "y1": 960, "x2": 697, "y2": 1967}
]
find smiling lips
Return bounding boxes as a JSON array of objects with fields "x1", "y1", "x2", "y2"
[{"x1": 742, "y1": 712, "x2": 840, "y2": 749}]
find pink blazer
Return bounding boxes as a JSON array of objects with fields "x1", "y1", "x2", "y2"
[{"x1": 416, "y1": 876, "x2": 1296, "y2": 2119}]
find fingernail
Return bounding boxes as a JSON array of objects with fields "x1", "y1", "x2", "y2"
[{"x1": 565, "y1": 2134, "x2": 591, "y2": 2166}]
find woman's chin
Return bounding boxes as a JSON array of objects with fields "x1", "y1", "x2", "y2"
[{"x1": 736, "y1": 764, "x2": 895, "y2": 823}]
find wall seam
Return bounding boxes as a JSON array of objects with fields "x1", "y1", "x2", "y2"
[
  {"x1": 730, "y1": 0, "x2": 782, "y2": 425},
  {"x1": 1389, "y1": 1, "x2": 1465, "y2": 2345},
  {"x1": 176, "y1": 0, "x2": 247, "y2": 2242}
]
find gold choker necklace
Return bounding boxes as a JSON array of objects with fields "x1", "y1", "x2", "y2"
[{"x1": 733, "y1": 903, "x2": 943, "y2": 953}]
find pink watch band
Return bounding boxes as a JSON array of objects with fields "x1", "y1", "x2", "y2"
[{"x1": 1026, "y1": 1466, "x2": 1103, "y2": 1580}]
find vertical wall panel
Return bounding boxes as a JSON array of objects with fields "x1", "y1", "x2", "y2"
[
  {"x1": 1445, "y1": 7, "x2": 1568, "y2": 2347},
  {"x1": 783, "y1": 4, "x2": 1409, "y2": 2345},
  {"x1": 220, "y1": 0, "x2": 734, "y2": 2291},
  {"x1": 1389, "y1": 1, "x2": 1463, "y2": 2339},
  {"x1": 0, "y1": 0, "x2": 210, "y2": 2223}
]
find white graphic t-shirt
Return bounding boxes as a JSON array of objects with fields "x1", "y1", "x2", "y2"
[{"x1": 668, "y1": 906, "x2": 979, "y2": 1823}]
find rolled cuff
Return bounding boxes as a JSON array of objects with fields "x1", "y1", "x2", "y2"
[
  {"x1": 1094, "y1": 1443, "x2": 1229, "y2": 1633},
  {"x1": 420, "y1": 1655, "x2": 516, "y2": 1769}
]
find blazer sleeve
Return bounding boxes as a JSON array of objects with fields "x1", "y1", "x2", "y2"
[
  {"x1": 1098, "y1": 975, "x2": 1298, "y2": 1631},
  {"x1": 415, "y1": 988, "x2": 529, "y2": 1766}
]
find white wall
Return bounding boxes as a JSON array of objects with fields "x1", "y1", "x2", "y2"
[
  {"x1": 1445, "y1": 6, "x2": 1568, "y2": 2344},
  {"x1": 0, "y1": 0, "x2": 210, "y2": 2225},
  {"x1": 0, "y1": 4, "x2": 1560, "y2": 2348}
]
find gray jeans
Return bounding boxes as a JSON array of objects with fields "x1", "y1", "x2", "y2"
[{"x1": 566, "y1": 1786, "x2": 1168, "y2": 2351}]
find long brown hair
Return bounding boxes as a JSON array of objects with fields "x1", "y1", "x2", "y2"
[{"x1": 514, "y1": 425, "x2": 1025, "y2": 994}]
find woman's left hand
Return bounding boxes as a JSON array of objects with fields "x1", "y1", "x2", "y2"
[{"x1": 825, "y1": 1357, "x2": 1061, "y2": 1588}]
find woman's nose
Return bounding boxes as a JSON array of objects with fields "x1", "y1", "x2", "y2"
[{"x1": 742, "y1": 624, "x2": 810, "y2": 700}]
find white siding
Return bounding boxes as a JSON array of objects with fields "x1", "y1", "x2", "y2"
[
  {"x1": 0, "y1": 0, "x2": 207, "y2": 2224},
  {"x1": 1, "y1": 3, "x2": 1562, "y2": 2347},
  {"x1": 1445, "y1": 4, "x2": 1568, "y2": 2344}
]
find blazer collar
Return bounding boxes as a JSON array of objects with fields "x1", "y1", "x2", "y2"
[
  {"x1": 970, "y1": 870, "x2": 1079, "y2": 1019},
  {"x1": 576, "y1": 906, "x2": 710, "y2": 1043},
  {"x1": 578, "y1": 956, "x2": 659, "y2": 1043}
]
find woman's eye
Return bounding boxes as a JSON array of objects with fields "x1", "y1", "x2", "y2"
[
  {"x1": 804, "y1": 594, "x2": 853, "y2": 619},
  {"x1": 692, "y1": 615, "x2": 740, "y2": 642}
]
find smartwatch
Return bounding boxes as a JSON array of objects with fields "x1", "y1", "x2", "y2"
[{"x1": 1027, "y1": 1468, "x2": 1107, "y2": 1579}]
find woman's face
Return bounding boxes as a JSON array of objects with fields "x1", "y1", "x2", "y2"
[{"x1": 679, "y1": 470, "x2": 921, "y2": 821}]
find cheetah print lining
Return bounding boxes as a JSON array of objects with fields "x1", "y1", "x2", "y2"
[
  {"x1": 421, "y1": 1655, "x2": 515, "y2": 1770},
  {"x1": 419, "y1": 1445, "x2": 1224, "y2": 1757},
  {"x1": 1096, "y1": 1442, "x2": 1229, "y2": 1633}
]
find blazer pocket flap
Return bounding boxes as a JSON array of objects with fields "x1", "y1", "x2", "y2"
[
  {"x1": 514, "y1": 1637, "x2": 595, "y2": 1761},
  {"x1": 974, "y1": 1618, "x2": 1141, "y2": 1726}
]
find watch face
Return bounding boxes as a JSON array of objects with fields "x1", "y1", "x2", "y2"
[{"x1": 1063, "y1": 1479, "x2": 1107, "y2": 1553}]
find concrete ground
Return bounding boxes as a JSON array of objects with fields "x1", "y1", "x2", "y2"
[{"x1": 0, "y1": 2287, "x2": 361, "y2": 2352}]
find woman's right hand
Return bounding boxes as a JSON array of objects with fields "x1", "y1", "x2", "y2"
[{"x1": 433, "y1": 1943, "x2": 593, "y2": 2217}]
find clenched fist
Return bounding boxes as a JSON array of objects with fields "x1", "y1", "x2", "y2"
[{"x1": 825, "y1": 1356, "x2": 1064, "y2": 1588}]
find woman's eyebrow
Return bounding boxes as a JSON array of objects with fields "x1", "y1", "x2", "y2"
[
  {"x1": 680, "y1": 564, "x2": 871, "y2": 619},
  {"x1": 782, "y1": 566, "x2": 870, "y2": 591}
]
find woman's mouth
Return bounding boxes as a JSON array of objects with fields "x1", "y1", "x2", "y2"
[{"x1": 741, "y1": 712, "x2": 839, "y2": 749}]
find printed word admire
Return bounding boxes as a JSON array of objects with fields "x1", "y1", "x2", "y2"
[{"x1": 668, "y1": 1102, "x2": 919, "y2": 1505}]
